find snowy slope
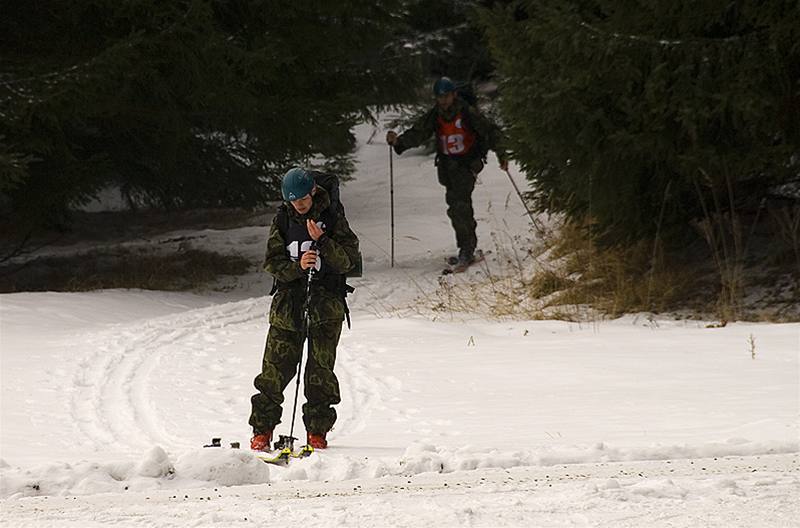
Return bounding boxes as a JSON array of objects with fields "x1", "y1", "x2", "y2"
[{"x1": 1, "y1": 122, "x2": 798, "y2": 527}]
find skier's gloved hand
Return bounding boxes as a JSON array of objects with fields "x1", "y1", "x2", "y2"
[
  {"x1": 299, "y1": 249, "x2": 318, "y2": 270},
  {"x1": 499, "y1": 159, "x2": 509, "y2": 171},
  {"x1": 386, "y1": 131, "x2": 398, "y2": 146}
]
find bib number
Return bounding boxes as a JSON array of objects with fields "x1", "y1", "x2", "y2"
[
  {"x1": 287, "y1": 240, "x2": 322, "y2": 271},
  {"x1": 440, "y1": 134, "x2": 466, "y2": 154}
]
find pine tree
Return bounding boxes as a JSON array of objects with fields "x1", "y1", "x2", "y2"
[
  {"x1": 482, "y1": 0, "x2": 800, "y2": 245},
  {"x1": 0, "y1": 0, "x2": 420, "y2": 232},
  {"x1": 404, "y1": 0, "x2": 495, "y2": 81}
]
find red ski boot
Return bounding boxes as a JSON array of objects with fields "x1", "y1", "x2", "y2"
[
  {"x1": 307, "y1": 432, "x2": 327, "y2": 449},
  {"x1": 250, "y1": 431, "x2": 273, "y2": 451}
]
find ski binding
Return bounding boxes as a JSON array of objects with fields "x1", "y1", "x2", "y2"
[
  {"x1": 442, "y1": 249, "x2": 487, "y2": 275},
  {"x1": 203, "y1": 436, "x2": 314, "y2": 466}
]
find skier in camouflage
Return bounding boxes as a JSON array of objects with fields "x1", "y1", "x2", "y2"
[
  {"x1": 250, "y1": 167, "x2": 360, "y2": 451},
  {"x1": 386, "y1": 76, "x2": 509, "y2": 267}
]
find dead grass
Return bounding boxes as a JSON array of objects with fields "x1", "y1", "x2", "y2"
[
  {"x1": 0, "y1": 248, "x2": 252, "y2": 293},
  {"x1": 0, "y1": 206, "x2": 268, "y2": 293},
  {"x1": 545, "y1": 222, "x2": 702, "y2": 317},
  {"x1": 0, "y1": 207, "x2": 272, "y2": 262},
  {"x1": 425, "y1": 217, "x2": 798, "y2": 322}
]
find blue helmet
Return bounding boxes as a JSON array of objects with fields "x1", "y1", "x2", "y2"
[
  {"x1": 281, "y1": 167, "x2": 314, "y2": 201},
  {"x1": 433, "y1": 76, "x2": 456, "y2": 96}
]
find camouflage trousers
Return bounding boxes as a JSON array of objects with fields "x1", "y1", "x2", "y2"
[
  {"x1": 249, "y1": 322, "x2": 342, "y2": 436},
  {"x1": 437, "y1": 156, "x2": 484, "y2": 253}
]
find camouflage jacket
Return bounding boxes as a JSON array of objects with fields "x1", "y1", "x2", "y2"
[
  {"x1": 393, "y1": 98, "x2": 509, "y2": 164},
  {"x1": 264, "y1": 186, "x2": 360, "y2": 329}
]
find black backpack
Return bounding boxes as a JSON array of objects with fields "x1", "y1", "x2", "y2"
[
  {"x1": 455, "y1": 81, "x2": 479, "y2": 110},
  {"x1": 451, "y1": 82, "x2": 491, "y2": 161}
]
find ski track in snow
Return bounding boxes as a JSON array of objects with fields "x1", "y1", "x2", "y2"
[
  {"x1": 68, "y1": 299, "x2": 260, "y2": 451},
  {"x1": 333, "y1": 339, "x2": 397, "y2": 441},
  {"x1": 64, "y1": 297, "x2": 383, "y2": 454}
]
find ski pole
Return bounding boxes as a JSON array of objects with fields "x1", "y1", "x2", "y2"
[
  {"x1": 287, "y1": 242, "x2": 317, "y2": 451},
  {"x1": 503, "y1": 167, "x2": 543, "y2": 232},
  {"x1": 389, "y1": 145, "x2": 395, "y2": 267}
]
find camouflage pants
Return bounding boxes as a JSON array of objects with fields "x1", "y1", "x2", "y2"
[
  {"x1": 437, "y1": 156, "x2": 483, "y2": 253},
  {"x1": 249, "y1": 319, "x2": 343, "y2": 436}
]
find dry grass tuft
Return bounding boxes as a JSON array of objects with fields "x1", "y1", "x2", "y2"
[{"x1": 0, "y1": 248, "x2": 252, "y2": 293}]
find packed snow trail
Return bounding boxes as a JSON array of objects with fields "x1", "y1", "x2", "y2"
[{"x1": 59, "y1": 297, "x2": 387, "y2": 458}]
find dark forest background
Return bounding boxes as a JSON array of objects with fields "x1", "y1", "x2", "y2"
[{"x1": 1, "y1": 0, "x2": 798, "y2": 317}]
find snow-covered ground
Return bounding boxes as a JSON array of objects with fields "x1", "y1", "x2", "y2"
[{"x1": 1, "y1": 123, "x2": 798, "y2": 527}]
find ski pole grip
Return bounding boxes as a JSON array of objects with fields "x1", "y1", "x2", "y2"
[{"x1": 307, "y1": 240, "x2": 318, "y2": 279}]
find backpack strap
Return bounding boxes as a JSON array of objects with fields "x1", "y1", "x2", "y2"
[
  {"x1": 269, "y1": 204, "x2": 290, "y2": 296},
  {"x1": 275, "y1": 203, "x2": 289, "y2": 236},
  {"x1": 457, "y1": 105, "x2": 489, "y2": 162}
]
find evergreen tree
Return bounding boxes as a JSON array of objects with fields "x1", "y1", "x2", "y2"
[
  {"x1": 404, "y1": 0, "x2": 495, "y2": 81},
  {"x1": 482, "y1": 0, "x2": 800, "y2": 245},
  {"x1": 0, "y1": 0, "x2": 419, "y2": 232}
]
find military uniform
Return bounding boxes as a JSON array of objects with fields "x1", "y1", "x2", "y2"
[
  {"x1": 249, "y1": 185, "x2": 360, "y2": 436},
  {"x1": 392, "y1": 97, "x2": 508, "y2": 256}
]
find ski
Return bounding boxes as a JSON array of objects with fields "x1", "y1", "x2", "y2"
[
  {"x1": 202, "y1": 437, "x2": 314, "y2": 466},
  {"x1": 442, "y1": 249, "x2": 488, "y2": 275},
  {"x1": 254, "y1": 445, "x2": 314, "y2": 466}
]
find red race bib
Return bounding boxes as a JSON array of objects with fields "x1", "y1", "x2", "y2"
[{"x1": 437, "y1": 113, "x2": 476, "y2": 156}]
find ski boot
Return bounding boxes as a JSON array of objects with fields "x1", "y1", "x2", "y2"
[
  {"x1": 250, "y1": 430, "x2": 273, "y2": 451},
  {"x1": 307, "y1": 432, "x2": 328, "y2": 449},
  {"x1": 457, "y1": 248, "x2": 475, "y2": 267}
]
